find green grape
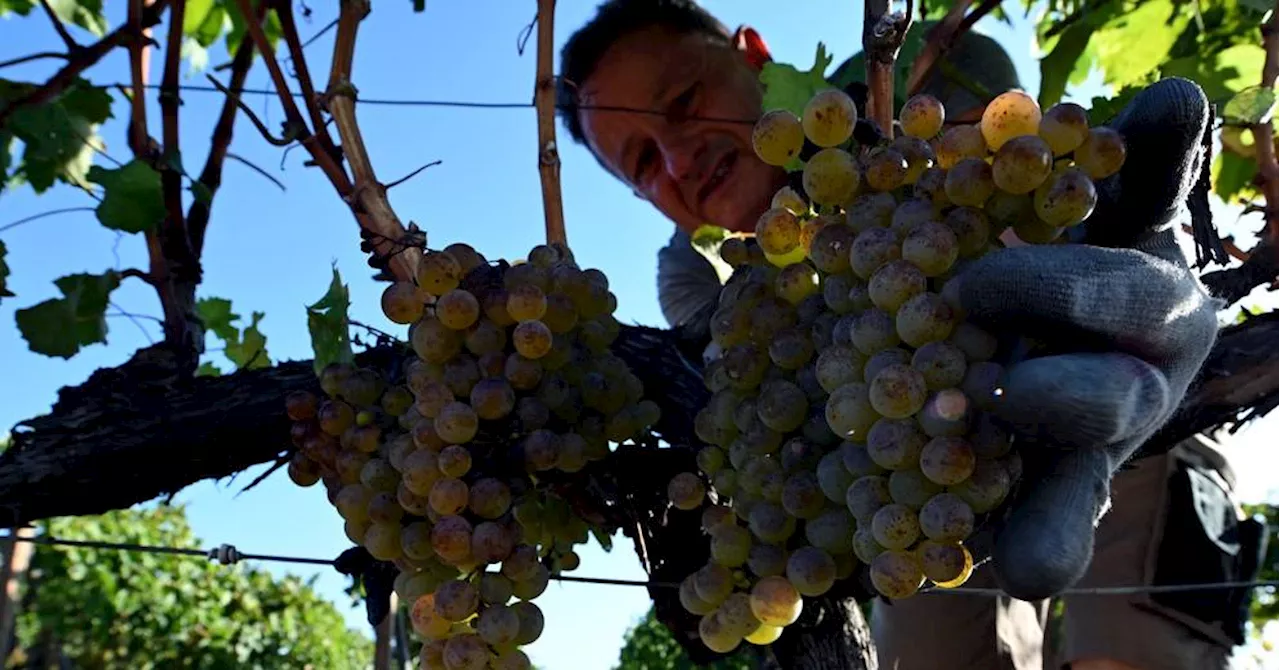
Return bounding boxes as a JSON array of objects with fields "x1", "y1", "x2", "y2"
[
  {"x1": 866, "y1": 417, "x2": 928, "y2": 471},
  {"x1": 512, "y1": 320, "x2": 553, "y2": 359},
  {"x1": 528, "y1": 243, "x2": 562, "y2": 267},
  {"x1": 944, "y1": 157, "x2": 995, "y2": 207},
  {"x1": 512, "y1": 601, "x2": 545, "y2": 645},
  {"x1": 950, "y1": 459, "x2": 1012, "y2": 513},
  {"x1": 429, "y1": 477, "x2": 469, "y2": 515},
  {"x1": 413, "y1": 381, "x2": 453, "y2": 421},
  {"x1": 469, "y1": 477, "x2": 512, "y2": 519},
  {"x1": 469, "y1": 378, "x2": 515, "y2": 420},
  {"x1": 501, "y1": 544, "x2": 540, "y2": 581},
  {"x1": 694, "y1": 562, "x2": 734, "y2": 605},
  {"x1": 1034, "y1": 165, "x2": 1095, "y2": 226},
  {"x1": 472, "y1": 521, "x2": 517, "y2": 564},
  {"x1": 522, "y1": 429, "x2": 560, "y2": 471},
  {"x1": 863, "y1": 347, "x2": 911, "y2": 384},
  {"x1": 745, "y1": 623, "x2": 784, "y2": 646},
  {"x1": 802, "y1": 148, "x2": 860, "y2": 205},
  {"x1": 1074, "y1": 126, "x2": 1127, "y2": 179},
  {"x1": 436, "y1": 289, "x2": 480, "y2": 331},
  {"x1": 899, "y1": 93, "x2": 945, "y2": 138},
  {"x1": 506, "y1": 262, "x2": 550, "y2": 290},
  {"x1": 669, "y1": 472, "x2": 707, "y2": 511},
  {"x1": 960, "y1": 361, "x2": 1005, "y2": 412},
  {"x1": 411, "y1": 594, "x2": 452, "y2": 639},
  {"x1": 888, "y1": 468, "x2": 944, "y2": 508},
  {"x1": 981, "y1": 89, "x2": 1042, "y2": 151},
  {"x1": 430, "y1": 515, "x2": 474, "y2": 566},
  {"x1": 776, "y1": 263, "x2": 820, "y2": 305},
  {"x1": 799, "y1": 215, "x2": 833, "y2": 254},
  {"x1": 825, "y1": 382, "x2": 879, "y2": 440},
  {"x1": 382, "y1": 385, "x2": 414, "y2": 417},
  {"x1": 936, "y1": 125, "x2": 986, "y2": 169},
  {"x1": 713, "y1": 469, "x2": 738, "y2": 496},
  {"x1": 947, "y1": 322, "x2": 998, "y2": 363},
  {"x1": 802, "y1": 88, "x2": 858, "y2": 147},
  {"x1": 360, "y1": 458, "x2": 399, "y2": 493},
  {"x1": 820, "y1": 274, "x2": 857, "y2": 315},
  {"x1": 442, "y1": 635, "x2": 488, "y2": 670},
  {"x1": 902, "y1": 222, "x2": 960, "y2": 277},
  {"x1": 752, "y1": 109, "x2": 806, "y2": 166},
  {"x1": 841, "y1": 441, "x2": 887, "y2": 478},
  {"x1": 335, "y1": 484, "x2": 373, "y2": 522},
  {"x1": 911, "y1": 341, "x2": 967, "y2": 390},
  {"x1": 435, "y1": 580, "x2": 480, "y2": 622},
  {"x1": 749, "y1": 296, "x2": 798, "y2": 342},
  {"x1": 853, "y1": 528, "x2": 887, "y2": 564},
  {"x1": 434, "y1": 402, "x2": 478, "y2": 444},
  {"x1": 755, "y1": 207, "x2": 801, "y2": 256},
  {"x1": 699, "y1": 613, "x2": 743, "y2": 654},
  {"x1": 814, "y1": 344, "x2": 865, "y2": 392},
  {"x1": 890, "y1": 199, "x2": 937, "y2": 240},
  {"x1": 748, "y1": 502, "x2": 797, "y2": 543},
  {"x1": 756, "y1": 379, "x2": 809, "y2": 433},
  {"x1": 920, "y1": 436, "x2": 977, "y2": 485},
  {"x1": 992, "y1": 134, "x2": 1054, "y2": 194},
  {"x1": 870, "y1": 550, "x2": 925, "y2": 599},
  {"x1": 446, "y1": 242, "x2": 486, "y2": 274},
  {"x1": 805, "y1": 507, "x2": 854, "y2": 553},
  {"x1": 785, "y1": 546, "x2": 837, "y2": 596},
  {"x1": 1039, "y1": 102, "x2": 1090, "y2": 156},
  {"x1": 891, "y1": 135, "x2": 937, "y2": 184},
  {"x1": 416, "y1": 251, "x2": 462, "y2": 297},
  {"x1": 916, "y1": 388, "x2": 971, "y2": 436},
  {"x1": 367, "y1": 491, "x2": 403, "y2": 525},
  {"x1": 849, "y1": 227, "x2": 901, "y2": 280},
  {"x1": 750, "y1": 575, "x2": 803, "y2": 626},
  {"x1": 401, "y1": 449, "x2": 441, "y2": 496},
  {"x1": 913, "y1": 167, "x2": 949, "y2": 208},
  {"x1": 515, "y1": 398, "x2": 549, "y2": 434},
  {"x1": 897, "y1": 292, "x2": 957, "y2": 348},
  {"x1": 808, "y1": 224, "x2": 857, "y2": 274},
  {"x1": 871, "y1": 502, "x2": 921, "y2": 550},
  {"x1": 318, "y1": 400, "x2": 355, "y2": 436},
  {"x1": 942, "y1": 207, "x2": 991, "y2": 259},
  {"x1": 864, "y1": 147, "x2": 909, "y2": 191},
  {"x1": 771, "y1": 185, "x2": 809, "y2": 215},
  {"x1": 492, "y1": 649, "x2": 532, "y2": 670},
  {"x1": 511, "y1": 563, "x2": 550, "y2": 600},
  {"x1": 1012, "y1": 216, "x2": 1064, "y2": 244},
  {"x1": 541, "y1": 292, "x2": 578, "y2": 334},
  {"x1": 723, "y1": 343, "x2": 770, "y2": 391},
  {"x1": 556, "y1": 432, "x2": 590, "y2": 473},
  {"x1": 971, "y1": 414, "x2": 1013, "y2": 458},
  {"x1": 482, "y1": 289, "x2": 515, "y2": 327},
  {"x1": 720, "y1": 237, "x2": 751, "y2": 267},
  {"x1": 816, "y1": 451, "x2": 854, "y2": 503},
  {"x1": 344, "y1": 424, "x2": 381, "y2": 454},
  {"x1": 442, "y1": 355, "x2": 481, "y2": 398},
  {"x1": 845, "y1": 191, "x2": 896, "y2": 232},
  {"x1": 781, "y1": 472, "x2": 825, "y2": 519},
  {"x1": 710, "y1": 524, "x2": 752, "y2": 567},
  {"x1": 869, "y1": 364, "x2": 928, "y2": 419},
  {"x1": 680, "y1": 575, "x2": 718, "y2": 615},
  {"x1": 845, "y1": 474, "x2": 892, "y2": 526},
  {"x1": 918, "y1": 492, "x2": 975, "y2": 541},
  {"x1": 288, "y1": 454, "x2": 320, "y2": 487},
  {"x1": 381, "y1": 282, "x2": 425, "y2": 325},
  {"x1": 412, "y1": 317, "x2": 463, "y2": 364},
  {"x1": 344, "y1": 519, "x2": 370, "y2": 545},
  {"x1": 850, "y1": 308, "x2": 901, "y2": 356},
  {"x1": 477, "y1": 605, "x2": 521, "y2": 647},
  {"x1": 747, "y1": 543, "x2": 788, "y2": 578},
  {"x1": 365, "y1": 522, "x2": 403, "y2": 561},
  {"x1": 917, "y1": 539, "x2": 974, "y2": 586},
  {"x1": 868, "y1": 260, "x2": 927, "y2": 312}
]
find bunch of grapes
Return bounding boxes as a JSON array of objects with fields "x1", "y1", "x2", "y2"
[
  {"x1": 669, "y1": 87, "x2": 1125, "y2": 653},
  {"x1": 284, "y1": 242, "x2": 661, "y2": 670}
]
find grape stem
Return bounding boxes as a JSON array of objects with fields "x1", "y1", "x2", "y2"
[
  {"x1": 534, "y1": 0, "x2": 568, "y2": 246},
  {"x1": 862, "y1": 0, "x2": 912, "y2": 137}
]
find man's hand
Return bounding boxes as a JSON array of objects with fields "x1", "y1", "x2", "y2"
[
  {"x1": 945, "y1": 77, "x2": 1222, "y2": 600},
  {"x1": 334, "y1": 545, "x2": 399, "y2": 626}
]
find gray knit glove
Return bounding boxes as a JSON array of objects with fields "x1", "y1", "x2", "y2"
[{"x1": 946, "y1": 77, "x2": 1222, "y2": 600}]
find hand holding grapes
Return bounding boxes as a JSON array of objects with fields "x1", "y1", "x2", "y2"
[{"x1": 943, "y1": 77, "x2": 1220, "y2": 600}]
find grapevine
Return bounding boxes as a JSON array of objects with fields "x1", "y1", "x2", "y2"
[
  {"x1": 284, "y1": 243, "x2": 662, "y2": 670},
  {"x1": 670, "y1": 87, "x2": 1126, "y2": 654}
]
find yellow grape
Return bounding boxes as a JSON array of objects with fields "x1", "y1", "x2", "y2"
[
  {"x1": 802, "y1": 88, "x2": 858, "y2": 147},
  {"x1": 1074, "y1": 126, "x2": 1127, "y2": 179},
  {"x1": 381, "y1": 282, "x2": 424, "y2": 324},
  {"x1": 935, "y1": 125, "x2": 986, "y2": 169},
  {"x1": 802, "y1": 148, "x2": 859, "y2": 205},
  {"x1": 899, "y1": 94, "x2": 945, "y2": 139},
  {"x1": 992, "y1": 135, "x2": 1054, "y2": 194},
  {"x1": 869, "y1": 549, "x2": 924, "y2": 598},
  {"x1": 1034, "y1": 166, "x2": 1098, "y2": 227},
  {"x1": 771, "y1": 185, "x2": 809, "y2": 215},
  {"x1": 416, "y1": 251, "x2": 462, "y2": 297},
  {"x1": 436, "y1": 289, "x2": 480, "y2": 330},
  {"x1": 755, "y1": 207, "x2": 801, "y2": 256},
  {"x1": 753, "y1": 109, "x2": 806, "y2": 166},
  {"x1": 980, "y1": 89, "x2": 1042, "y2": 151},
  {"x1": 1039, "y1": 102, "x2": 1090, "y2": 156}
]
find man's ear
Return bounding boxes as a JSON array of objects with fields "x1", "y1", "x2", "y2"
[{"x1": 732, "y1": 25, "x2": 772, "y2": 72}]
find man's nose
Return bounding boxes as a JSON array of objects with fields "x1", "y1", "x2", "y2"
[{"x1": 659, "y1": 134, "x2": 707, "y2": 183}]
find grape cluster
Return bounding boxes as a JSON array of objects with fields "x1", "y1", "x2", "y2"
[
  {"x1": 285, "y1": 242, "x2": 660, "y2": 670},
  {"x1": 672, "y1": 88, "x2": 1125, "y2": 652}
]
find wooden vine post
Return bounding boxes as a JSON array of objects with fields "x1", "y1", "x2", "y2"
[{"x1": 534, "y1": 0, "x2": 567, "y2": 247}]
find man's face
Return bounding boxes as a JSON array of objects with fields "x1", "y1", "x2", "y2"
[{"x1": 576, "y1": 26, "x2": 787, "y2": 236}]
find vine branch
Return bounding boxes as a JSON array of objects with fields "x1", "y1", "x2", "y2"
[
  {"x1": 159, "y1": 0, "x2": 190, "y2": 249},
  {"x1": 37, "y1": 0, "x2": 79, "y2": 51},
  {"x1": 906, "y1": 0, "x2": 1002, "y2": 98},
  {"x1": 276, "y1": 0, "x2": 341, "y2": 164},
  {"x1": 1252, "y1": 13, "x2": 1278, "y2": 243},
  {"x1": 862, "y1": 0, "x2": 911, "y2": 135},
  {"x1": 0, "y1": 52, "x2": 68, "y2": 70},
  {"x1": 534, "y1": 0, "x2": 567, "y2": 246}
]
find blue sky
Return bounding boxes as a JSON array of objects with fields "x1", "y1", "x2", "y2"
[{"x1": 1, "y1": 1, "x2": 1276, "y2": 668}]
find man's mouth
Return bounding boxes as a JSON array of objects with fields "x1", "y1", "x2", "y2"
[{"x1": 697, "y1": 150, "x2": 737, "y2": 212}]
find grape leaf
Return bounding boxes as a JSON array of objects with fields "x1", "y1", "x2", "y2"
[
  {"x1": 195, "y1": 361, "x2": 223, "y2": 377},
  {"x1": 3, "y1": 79, "x2": 111, "y2": 193},
  {"x1": 0, "y1": 240, "x2": 13, "y2": 301},
  {"x1": 1212, "y1": 151, "x2": 1259, "y2": 202},
  {"x1": 182, "y1": 0, "x2": 215, "y2": 34},
  {"x1": 196, "y1": 296, "x2": 239, "y2": 341},
  {"x1": 1086, "y1": 84, "x2": 1145, "y2": 125},
  {"x1": 590, "y1": 526, "x2": 612, "y2": 553},
  {"x1": 45, "y1": 0, "x2": 107, "y2": 36},
  {"x1": 1091, "y1": 0, "x2": 1189, "y2": 89},
  {"x1": 0, "y1": 0, "x2": 36, "y2": 16},
  {"x1": 225, "y1": 311, "x2": 270, "y2": 369},
  {"x1": 1223, "y1": 86, "x2": 1277, "y2": 125},
  {"x1": 86, "y1": 160, "x2": 165, "y2": 233},
  {"x1": 193, "y1": 4, "x2": 227, "y2": 47},
  {"x1": 1038, "y1": 20, "x2": 1096, "y2": 109},
  {"x1": 760, "y1": 43, "x2": 834, "y2": 117},
  {"x1": 226, "y1": 0, "x2": 282, "y2": 55},
  {"x1": 15, "y1": 271, "x2": 120, "y2": 358},
  {"x1": 689, "y1": 224, "x2": 728, "y2": 252},
  {"x1": 307, "y1": 267, "x2": 354, "y2": 375},
  {"x1": 1161, "y1": 44, "x2": 1266, "y2": 102}
]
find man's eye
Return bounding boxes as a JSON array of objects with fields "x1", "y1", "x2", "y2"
[
  {"x1": 633, "y1": 144, "x2": 657, "y2": 185},
  {"x1": 669, "y1": 84, "x2": 699, "y2": 121}
]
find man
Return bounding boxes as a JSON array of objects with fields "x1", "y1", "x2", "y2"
[{"x1": 557, "y1": 2, "x2": 1253, "y2": 669}]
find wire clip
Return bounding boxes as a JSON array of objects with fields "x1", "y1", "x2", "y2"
[{"x1": 207, "y1": 543, "x2": 242, "y2": 565}]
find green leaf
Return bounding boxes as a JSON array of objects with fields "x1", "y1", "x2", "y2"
[
  {"x1": 3, "y1": 79, "x2": 111, "y2": 193},
  {"x1": 1223, "y1": 86, "x2": 1277, "y2": 125},
  {"x1": 1161, "y1": 44, "x2": 1266, "y2": 102},
  {"x1": 1091, "y1": 0, "x2": 1190, "y2": 89},
  {"x1": 0, "y1": 240, "x2": 13, "y2": 301},
  {"x1": 689, "y1": 224, "x2": 728, "y2": 252},
  {"x1": 196, "y1": 297, "x2": 239, "y2": 341},
  {"x1": 195, "y1": 361, "x2": 223, "y2": 376},
  {"x1": 194, "y1": 4, "x2": 228, "y2": 47},
  {"x1": 1211, "y1": 151, "x2": 1259, "y2": 202},
  {"x1": 589, "y1": 526, "x2": 612, "y2": 553},
  {"x1": 760, "y1": 43, "x2": 835, "y2": 118},
  {"x1": 226, "y1": 0, "x2": 282, "y2": 55},
  {"x1": 45, "y1": 0, "x2": 107, "y2": 36},
  {"x1": 14, "y1": 271, "x2": 120, "y2": 358},
  {"x1": 86, "y1": 160, "x2": 165, "y2": 233},
  {"x1": 182, "y1": 0, "x2": 216, "y2": 34},
  {"x1": 1087, "y1": 84, "x2": 1145, "y2": 125},
  {"x1": 306, "y1": 266, "x2": 353, "y2": 375},
  {"x1": 224, "y1": 311, "x2": 270, "y2": 369},
  {"x1": 1038, "y1": 20, "x2": 1096, "y2": 109},
  {"x1": 60, "y1": 82, "x2": 113, "y2": 124},
  {"x1": 0, "y1": 0, "x2": 36, "y2": 16}
]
